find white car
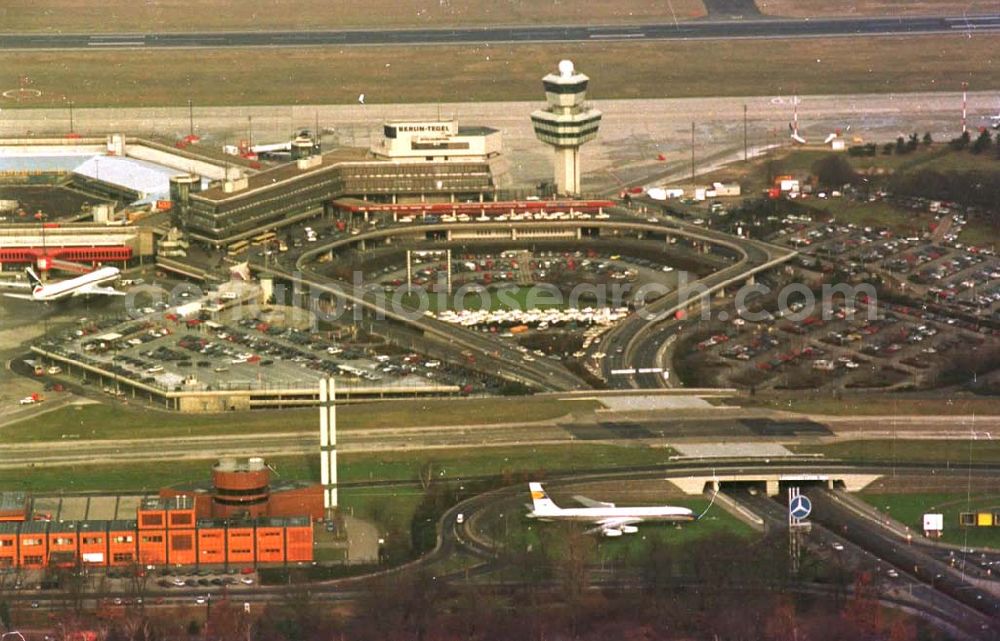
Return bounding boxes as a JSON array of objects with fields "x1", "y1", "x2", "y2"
[
  {"x1": 18, "y1": 397, "x2": 37, "y2": 405},
  {"x1": 831, "y1": 542, "x2": 845, "y2": 551}
]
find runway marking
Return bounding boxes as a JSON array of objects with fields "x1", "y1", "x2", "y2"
[
  {"x1": 589, "y1": 33, "x2": 645, "y2": 39},
  {"x1": 87, "y1": 42, "x2": 145, "y2": 46},
  {"x1": 270, "y1": 34, "x2": 337, "y2": 40},
  {"x1": 945, "y1": 15, "x2": 1000, "y2": 23}
]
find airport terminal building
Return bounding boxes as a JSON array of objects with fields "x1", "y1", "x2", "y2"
[{"x1": 177, "y1": 119, "x2": 507, "y2": 246}]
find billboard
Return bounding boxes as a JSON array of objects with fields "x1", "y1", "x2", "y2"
[{"x1": 923, "y1": 513, "x2": 944, "y2": 535}]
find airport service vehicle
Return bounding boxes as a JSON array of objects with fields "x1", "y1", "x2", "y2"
[
  {"x1": 1, "y1": 267, "x2": 125, "y2": 302},
  {"x1": 19, "y1": 393, "x2": 43, "y2": 405},
  {"x1": 527, "y1": 482, "x2": 694, "y2": 537}
]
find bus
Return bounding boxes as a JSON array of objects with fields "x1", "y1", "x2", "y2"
[
  {"x1": 227, "y1": 240, "x2": 250, "y2": 256},
  {"x1": 251, "y1": 231, "x2": 277, "y2": 247}
]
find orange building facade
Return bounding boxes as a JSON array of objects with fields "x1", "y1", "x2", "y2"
[
  {"x1": 0, "y1": 502, "x2": 312, "y2": 570},
  {"x1": 0, "y1": 460, "x2": 317, "y2": 571},
  {"x1": 159, "y1": 458, "x2": 324, "y2": 522}
]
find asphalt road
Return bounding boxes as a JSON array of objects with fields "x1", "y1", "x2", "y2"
[
  {"x1": 265, "y1": 214, "x2": 793, "y2": 391},
  {"x1": 1, "y1": 15, "x2": 998, "y2": 50},
  {"x1": 731, "y1": 488, "x2": 999, "y2": 640},
  {"x1": 595, "y1": 214, "x2": 795, "y2": 388},
  {"x1": 275, "y1": 215, "x2": 786, "y2": 392},
  {"x1": 806, "y1": 489, "x2": 1000, "y2": 634},
  {"x1": 3, "y1": 412, "x2": 997, "y2": 469},
  {"x1": 446, "y1": 468, "x2": 1000, "y2": 640}
]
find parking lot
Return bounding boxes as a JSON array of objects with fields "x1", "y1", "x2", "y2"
[
  {"x1": 31, "y1": 280, "x2": 485, "y2": 403},
  {"x1": 365, "y1": 247, "x2": 685, "y2": 303}
]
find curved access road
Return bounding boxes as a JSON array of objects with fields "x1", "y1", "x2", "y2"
[
  {"x1": 596, "y1": 217, "x2": 796, "y2": 389},
  {"x1": 261, "y1": 216, "x2": 790, "y2": 392}
]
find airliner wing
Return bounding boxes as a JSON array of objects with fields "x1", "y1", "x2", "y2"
[
  {"x1": 3, "y1": 292, "x2": 35, "y2": 300},
  {"x1": 74, "y1": 285, "x2": 126, "y2": 297},
  {"x1": 588, "y1": 517, "x2": 643, "y2": 536},
  {"x1": 573, "y1": 495, "x2": 616, "y2": 508}
]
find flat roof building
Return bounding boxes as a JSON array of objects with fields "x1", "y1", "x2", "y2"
[
  {"x1": 180, "y1": 128, "x2": 506, "y2": 245},
  {"x1": 371, "y1": 120, "x2": 501, "y2": 163},
  {"x1": 0, "y1": 492, "x2": 29, "y2": 521}
]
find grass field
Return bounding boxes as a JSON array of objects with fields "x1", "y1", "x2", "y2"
[
  {"x1": 1, "y1": 396, "x2": 599, "y2": 443},
  {"x1": 599, "y1": 497, "x2": 756, "y2": 559},
  {"x1": 1, "y1": 34, "x2": 997, "y2": 108},
  {"x1": 958, "y1": 220, "x2": 998, "y2": 249},
  {"x1": 801, "y1": 200, "x2": 933, "y2": 233},
  {"x1": 730, "y1": 145, "x2": 997, "y2": 193},
  {"x1": 745, "y1": 395, "x2": 1000, "y2": 416},
  {"x1": 758, "y1": 0, "x2": 997, "y2": 18},
  {"x1": 859, "y1": 492, "x2": 1000, "y2": 548},
  {"x1": 792, "y1": 439, "x2": 1000, "y2": 465},
  {"x1": 0, "y1": 0, "x2": 707, "y2": 33},
  {"x1": 0, "y1": 443, "x2": 678, "y2": 493},
  {"x1": 729, "y1": 144, "x2": 999, "y2": 240}
]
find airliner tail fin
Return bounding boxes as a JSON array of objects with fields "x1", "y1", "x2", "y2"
[{"x1": 529, "y1": 482, "x2": 560, "y2": 514}]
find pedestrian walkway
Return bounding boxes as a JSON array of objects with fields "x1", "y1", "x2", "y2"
[{"x1": 344, "y1": 514, "x2": 380, "y2": 563}]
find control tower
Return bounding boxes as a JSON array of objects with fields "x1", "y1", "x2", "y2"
[{"x1": 530, "y1": 60, "x2": 602, "y2": 196}]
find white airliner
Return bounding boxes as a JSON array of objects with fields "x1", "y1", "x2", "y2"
[
  {"x1": 527, "y1": 482, "x2": 695, "y2": 537},
  {"x1": 1, "y1": 266, "x2": 125, "y2": 302},
  {"x1": 823, "y1": 125, "x2": 852, "y2": 145}
]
